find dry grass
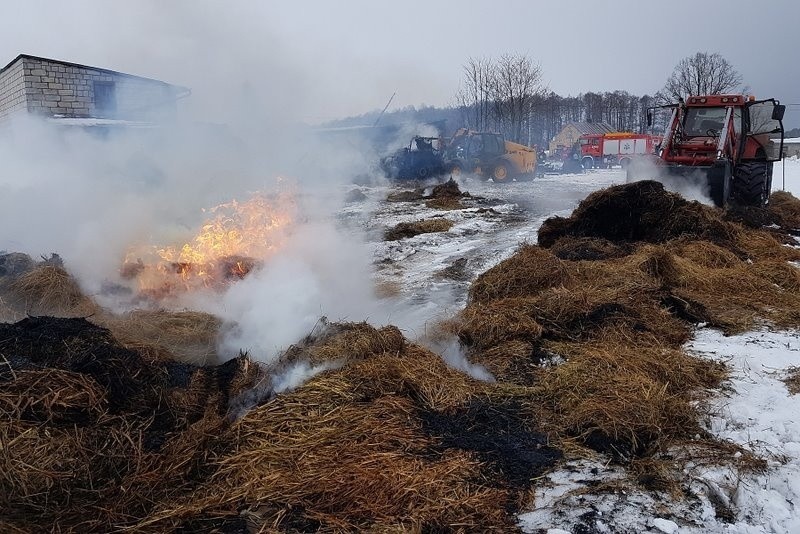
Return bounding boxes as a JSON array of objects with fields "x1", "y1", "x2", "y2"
[
  {"x1": 426, "y1": 196, "x2": 465, "y2": 210},
  {"x1": 278, "y1": 321, "x2": 405, "y2": 367},
  {"x1": 6, "y1": 265, "x2": 97, "y2": 317},
  {"x1": 374, "y1": 279, "x2": 403, "y2": 299},
  {"x1": 468, "y1": 244, "x2": 569, "y2": 303},
  {"x1": 784, "y1": 367, "x2": 800, "y2": 395},
  {"x1": 2, "y1": 316, "x2": 559, "y2": 532},
  {"x1": 455, "y1": 180, "x2": 800, "y2": 467},
  {"x1": 386, "y1": 189, "x2": 424, "y2": 202},
  {"x1": 4, "y1": 181, "x2": 800, "y2": 530},
  {"x1": 769, "y1": 190, "x2": 800, "y2": 229},
  {"x1": 96, "y1": 309, "x2": 222, "y2": 364},
  {"x1": 527, "y1": 340, "x2": 725, "y2": 456},
  {"x1": 384, "y1": 218, "x2": 454, "y2": 241}
]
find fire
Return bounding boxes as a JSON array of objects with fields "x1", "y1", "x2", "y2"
[{"x1": 123, "y1": 189, "x2": 297, "y2": 298}]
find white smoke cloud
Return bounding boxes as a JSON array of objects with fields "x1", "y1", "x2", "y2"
[{"x1": 626, "y1": 156, "x2": 714, "y2": 205}]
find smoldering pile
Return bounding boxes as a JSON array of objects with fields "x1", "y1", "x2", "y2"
[
  {"x1": 386, "y1": 177, "x2": 471, "y2": 210},
  {"x1": 450, "y1": 180, "x2": 800, "y2": 472},
  {"x1": 383, "y1": 179, "x2": 474, "y2": 240},
  {"x1": 4, "y1": 181, "x2": 800, "y2": 531},
  {"x1": 0, "y1": 258, "x2": 561, "y2": 532}
]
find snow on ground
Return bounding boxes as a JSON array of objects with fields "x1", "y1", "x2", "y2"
[
  {"x1": 772, "y1": 156, "x2": 800, "y2": 196},
  {"x1": 517, "y1": 328, "x2": 800, "y2": 534},
  {"x1": 340, "y1": 167, "x2": 800, "y2": 533}
]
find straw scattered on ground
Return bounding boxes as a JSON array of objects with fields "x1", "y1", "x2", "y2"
[
  {"x1": 784, "y1": 367, "x2": 800, "y2": 395},
  {"x1": 1, "y1": 315, "x2": 562, "y2": 532},
  {"x1": 454, "y1": 180, "x2": 800, "y2": 467},
  {"x1": 384, "y1": 218, "x2": 454, "y2": 241}
]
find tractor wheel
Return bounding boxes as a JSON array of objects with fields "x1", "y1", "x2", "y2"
[
  {"x1": 582, "y1": 157, "x2": 594, "y2": 170},
  {"x1": 417, "y1": 166, "x2": 430, "y2": 179},
  {"x1": 492, "y1": 161, "x2": 511, "y2": 183},
  {"x1": 732, "y1": 161, "x2": 771, "y2": 206}
]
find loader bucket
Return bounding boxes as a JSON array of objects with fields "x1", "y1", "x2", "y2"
[{"x1": 659, "y1": 161, "x2": 731, "y2": 207}]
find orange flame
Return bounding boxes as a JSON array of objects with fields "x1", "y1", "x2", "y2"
[{"x1": 123, "y1": 189, "x2": 297, "y2": 298}]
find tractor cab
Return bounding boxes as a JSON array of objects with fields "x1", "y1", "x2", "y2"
[{"x1": 640, "y1": 94, "x2": 786, "y2": 206}]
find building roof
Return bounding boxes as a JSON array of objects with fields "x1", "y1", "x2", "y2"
[
  {"x1": 564, "y1": 122, "x2": 617, "y2": 135},
  {"x1": 0, "y1": 54, "x2": 190, "y2": 95}
]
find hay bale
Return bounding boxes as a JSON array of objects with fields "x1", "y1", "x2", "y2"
[
  {"x1": 7, "y1": 265, "x2": 97, "y2": 317},
  {"x1": 384, "y1": 218, "x2": 453, "y2": 241},
  {"x1": 769, "y1": 190, "x2": 800, "y2": 230},
  {"x1": 538, "y1": 181, "x2": 738, "y2": 248}
]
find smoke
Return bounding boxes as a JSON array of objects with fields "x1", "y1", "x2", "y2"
[
  {"x1": 627, "y1": 156, "x2": 714, "y2": 205},
  {"x1": 0, "y1": 4, "x2": 493, "y2": 393},
  {"x1": 203, "y1": 221, "x2": 382, "y2": 361},
  {"x1": 439, "y1": 340, "x2": 495, "y2": 382}
]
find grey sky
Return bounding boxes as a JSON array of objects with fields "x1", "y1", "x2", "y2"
[{"x1": 2, "y1": 0, "x2": 799, "y2": 125}]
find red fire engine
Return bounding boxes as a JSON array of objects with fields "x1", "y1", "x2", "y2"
[{"x1": 578, "y1": 132, "x2": 661, "y2": 169}]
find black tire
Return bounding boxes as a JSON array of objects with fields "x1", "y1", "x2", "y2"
[
  {"x1": 492, "y1": 161, "x2": 512, "y2": 183},
  {"x1": 417, "y1": 166, "x2": 430, "y2": 179},
  {"x1": 732, "y1": 161, "x2": 771, "y2": 206},
  {"x1": 582, "y1": 157, "x2": 594, "y2": 170}
]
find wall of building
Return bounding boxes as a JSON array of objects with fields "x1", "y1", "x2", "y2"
[
  {"x1": 549, "y1": 124, "x2": 580, "y2": 152},
  {"x1": 21, "y1": 56, "x2": 180, "y2": 120},
  {"x1": 0, "y1": 59, "x2": 28, "y2": 120}
]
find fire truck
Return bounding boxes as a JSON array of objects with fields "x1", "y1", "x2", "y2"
[{"x1": 578, "y1": 132, "x2": 661, "y2": 169}]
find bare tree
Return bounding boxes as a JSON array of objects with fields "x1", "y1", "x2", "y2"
[
  {"x1": 660, "y1": 52, "x2": 743, "y2": 103},
  {"x1": 455, "y1": 57, "x2": 493, "y2": 132},
  {"x1": 488, "y1": 54, "x2": 548, "y2": 143},
  {"x1": 456, "y1": 54, "x2": 547, "y2": 143}
]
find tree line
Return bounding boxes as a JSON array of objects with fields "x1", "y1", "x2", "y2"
[{"x1": 325, "y1": 51, "x2": 742, "y2": 149}]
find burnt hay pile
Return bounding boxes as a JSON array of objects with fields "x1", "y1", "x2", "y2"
[
  {"x1": 454, "y1": 181, "x2": 800, "y2": 460},
  {"x1": 4, "y1": 182, "x2": 800, "y2": 531},
  {"x1": 1, "y1": 314, "x2": 560, "y2": 532},
  {"x1": 386, "y1": 178, "x2": 469, "y2": 210}
]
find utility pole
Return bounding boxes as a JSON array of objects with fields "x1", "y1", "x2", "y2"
[{"x1": 373, "y1": 92, "x2": 397, "y2": 127}]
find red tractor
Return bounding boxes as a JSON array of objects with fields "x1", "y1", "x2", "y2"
[{"x1": 628, "y1": 94, "x2": 786, "y2": 207}]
